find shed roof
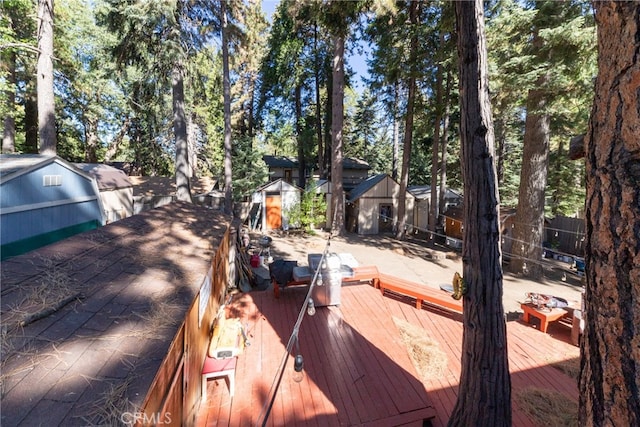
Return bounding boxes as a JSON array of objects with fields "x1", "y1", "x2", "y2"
[
  {"x1": 407, "y1": 185, "x2": 463, "y2": 201},
  {"x1": 347, "y1": 173, "x2": 388, "y2": 202},
  {"x1": 255, "y1": 178, "x2": 302, "y2": 193},
  {"x1": 0, "y1": 202, "x2": 232, "y2": 426},
  {"x1": 262, "y1": 155, "x2": 370, "y2": 171},
  {"x1": 0, "y1": 154, "x2": 94, "y2": 184},
  {"x1": 262, "y1": 155, "x2": 297, "y2": 169},
  {"x1": 342, "y1": 157, "x2": 370, "y2": 170},
  {"x1": 74, "y1": 163, "x2": 132, "y2": 191},
  {"x1": 307, "y1": 179, "x2": 330, "y2": 193}
]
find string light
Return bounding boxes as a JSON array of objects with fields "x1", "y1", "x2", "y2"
[
  {"x1": 257, "y1": 237, "x2": 332, "y2": 426},
  {"x1": 306, "y1": 298, "x2": 316, "y2": 316},
  {"x1": 292, "y1": 354, "x2": 304, "y2": 383}
]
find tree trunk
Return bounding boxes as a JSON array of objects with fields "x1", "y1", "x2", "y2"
[
  {"x1": 438, "y1": 69, "x2": 452, "y2": 220},
  {"x1": 221, "y1": 0, "x2": 233, "y2": 214},
  {"x1": 392, "y1": 82, "x2": 400, "y2": 181},
  {"x1": 187, "y1": 112, "x2": 197, "y2": 178},
  {"x1": 580, "y1": 2, "x2": 640, "y2": 426},
  {"x1": 84, "y1": 115, "x2": 98, "y2": 162},
  {"x1": 396, "y1": 0, "x2": 419, "y2": 240},
  {"x1": 37, "y1": 0, "x2": 56, "y2": 155},
  {"x1": 24, "y1": 87, "x2": 38, "y2": 153},
  {"x1": 314, "y1": 23, "x2": 324, "y2": 180},
  {"x1": 173, "y1": 64, "x2": 191, "y2": 202},
  {"x1": 323, "y1": 61, "x2": 332, "y2": 181},
  {"x1": 295, "y1": 84, "x2": 306, "y2": 189},
  {"x1": 509, "y1": 30, "x2": 550, "y2": 279},
  {"x1": 2, "y1": 50, "x2": 16, "y2": 153},
  {"x1": 104, "y1": 117, "x2": 129, "y2": 162},
  {"x1": 429, "y1": 32, "x2": 446, "y2": 237},
  {"x1": 448, "y1": 1, "x2": 511, "y2": 425},
  {"x1": 330, "y1": 32, "x2": 345, "y2": 235}
]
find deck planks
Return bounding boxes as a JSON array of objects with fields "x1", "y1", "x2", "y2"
[{"x1": 196, "y1": 280, "x2": 579, "y2": 427}]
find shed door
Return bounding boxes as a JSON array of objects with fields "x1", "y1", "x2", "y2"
[
  {"x1": 265, "y1": 194, "x2": 282, "y2": 230},
  {"x1": 379, "y1": 203, "x2": 393, "y2": 233}
]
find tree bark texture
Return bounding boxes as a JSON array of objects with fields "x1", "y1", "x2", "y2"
[
  {"x1": 323, "y1": 66, "x2": 332, "y2": 180},
  {"x1": 430, "y1": 32, "x2": 446, "y2": 235},
  {"x1": 24, "y1": 88, "x2": 38, "y2": 153},
  {"x1": 222, "y1": 0, "x2": 233, "y2": 214},
  {"x1": 392, "y1": 82, "x2": 400, "y2": 181},
  {"x1": 314, "y1": 24, "x2": 324, "y2": 180},
  {"x1": 84, "y1": 115, "x2": 98, "y2": 163},
  {"x1": 580, "y1": 2, "x2": 640, "y2": 426},
  {"x1": 295, "y1": 84, "x2": 306, "y2": 189},
  {"x1": 396, "y1": 0, "x2": 419, "y2": 240},
  {"x1": 37, "y1": 0, "x2": 56, "y2": 155},
  {"x1": 449, "y1": 1, "x2": 511, "y2": 425},
  {"x1": 172, "y1": 65, "x2": 191, "y2": 203},
  {"x1": 330, "y1": 33, "x2": 345, "y2": 234},
  {"x1": 3, "y1": 50, "x2": 16, "y2": 153},
  {"x1": 510, "y1": 60, "x2": 550, "y2": 278},
  {"x1": 438, "y1": 69, "x2": 452, "y2": 220}
]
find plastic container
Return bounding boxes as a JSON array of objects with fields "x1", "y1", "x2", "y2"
[{"x1": 250, "y1": 254, "x2": 260, "y2": 268}]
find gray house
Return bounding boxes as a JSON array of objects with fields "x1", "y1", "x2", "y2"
[
  {"x1": 262, "y1": 155, "x2": 371, "y2": 191},
  {"x1": 0, "y1": 154, "x2": 105, "y2": 259}
]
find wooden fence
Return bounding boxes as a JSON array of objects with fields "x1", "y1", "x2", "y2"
[{"x1": 545, "y1": 215, "x2": 585, "y2": 257}]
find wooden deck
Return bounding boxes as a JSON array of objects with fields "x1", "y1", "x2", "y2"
[{"x1": 196, "y1": 282, "x2": 579, "y2": 426}]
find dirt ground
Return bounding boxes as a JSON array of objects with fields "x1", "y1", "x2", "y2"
[{"x1": 249, "y1": 229, "x2": 585, "y2": 316}]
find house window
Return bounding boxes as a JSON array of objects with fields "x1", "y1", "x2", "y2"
[
  {"x1": 284, "y1": 170, "x2": 292, "y2": 183},
  {"x1": 43, "y1": 175, "x2": 62, "y2": 187}
]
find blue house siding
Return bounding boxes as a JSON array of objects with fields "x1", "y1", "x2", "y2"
[
  {"x1": 1, "y1": 162, "x2": 98, "y2": 208},
  {"x1": 0, "y1": 155, "x2": 104, "y2": 259}
]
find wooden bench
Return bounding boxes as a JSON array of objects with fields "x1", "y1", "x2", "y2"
[
  {"x1": 273, "y1": 265, "x2": 381, "y2": 298},
  {"x1": 377, "y1": 273, "x2": 463, "y2": 315},
  {"x1": 520, "y1": 302, "x2": 569, "y2": 333},
  {"x1": 272, "y1": 266, "x2": 312, "y2": 298},
  {"x1": 343, "y1": 265, "x2": 380, "y2": 287}
]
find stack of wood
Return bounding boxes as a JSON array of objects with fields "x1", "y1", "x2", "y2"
[{"x1": 236, "y1": 230, "x2": 255, "y2": 292}]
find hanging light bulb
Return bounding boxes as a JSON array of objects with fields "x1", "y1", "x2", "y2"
[
  {"x1": 307, "y1": 298, "x2": 316, "y2": 316},
  {"x1": 292, "y1": 354, "x2": 304, "y2": 383}
]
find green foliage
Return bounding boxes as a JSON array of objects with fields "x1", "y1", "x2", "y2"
[
  {"x1": 285, "y1": 181, "x2": 328, "y2": 232},
  {"x1": 1, "y1": 0, "x2": 36, "y2": 153},
  {"x1": 190, "y1": 47, "x2": 224, "y2": 175},
  {"x1": 487, "y1": 0, "x2": 596, "y2": 215},
  {"x1": 0, "y1": 0, "x2": 595, "y2": 222},
  {"x1": 231, "y1": 136, "x2": 268, "y2": 202}
]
